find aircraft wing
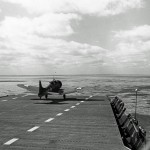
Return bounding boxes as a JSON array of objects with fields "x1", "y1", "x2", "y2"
[
  {"x1": 47, "y1": 92, "x2": 60, "y2": 95},
  {"x1": 17, "y1": 84, "x2": 38, "y2": 93},
  {"x1": 46, "y1": 87, "x2": 82, "y2": 95},
  {"x1": 63, "y1": 87, "x2": 82, "y2": 94}
]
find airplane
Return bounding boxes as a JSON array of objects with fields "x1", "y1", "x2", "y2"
[{"x1": 38, "y1": 79, "x2": 81, "y2": 100}]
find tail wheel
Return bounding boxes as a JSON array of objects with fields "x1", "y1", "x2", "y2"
[{"x1": 63, "y1": 94, "x2": 66, "y2": 100}]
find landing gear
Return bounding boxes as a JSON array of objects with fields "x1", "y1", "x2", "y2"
[
  {"x1": 63, "y1": 94, "x2": 66, "y2": 100},
  {"x1": 45, "y1": 95, "x2": 48, "y2": 99}
]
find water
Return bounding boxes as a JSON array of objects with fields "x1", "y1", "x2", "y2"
[{"x1": 0, "y1": 74, "x2": 150, "y2": 116}]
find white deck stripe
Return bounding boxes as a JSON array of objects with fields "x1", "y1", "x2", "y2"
[
  {"x1": 125, "y1": 146, "x2": 132, "y2": 150},
  {"x1": 45, "y1": 118, "x2": 54, "y2": 123},
  {"x1": 27, "y1": 126, "x2": 40, "y2": 132},
  {"x1": 89, "y1": 95, "x2": 93, "y2": 98},
  {"x1": 4, "y1": 138, "x2": 19, "y2": 145},
  {"x1": 81, "y1": 101, "x2": 84, "y2": 103},
  {"x1": 71, "y1": 106, "x2": 75, "y2": 108},
  {"x1": 76, "y1": 103, "x2": 80, "y2": 105},
  {"x1": 56, "y1": 113, "x2": 63, "y2": 116},
  {"x1": 12, "y1": 97, "x2": 17, "y2": 99},
  {"x1": 64, "y1": 109, "x2": 70, "y2": 112},
  {"x1": 2, "y1": 100, "x2": 8, "y2": 102}
]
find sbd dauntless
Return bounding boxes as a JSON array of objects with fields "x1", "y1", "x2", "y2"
[{"x1": 38, "y1": 79, "x2": 81, "y2": 100}]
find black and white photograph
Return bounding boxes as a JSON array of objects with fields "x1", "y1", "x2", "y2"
[{"x1": 0, "y1": 0, "x2": 149, "y2": 149}]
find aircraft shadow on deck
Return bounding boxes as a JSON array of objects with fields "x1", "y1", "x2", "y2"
[
  {"x1": 30, "y1": 97, "x2": 104, "y2": 101},
  {"x1": 34, "y1": 102, "x2": 68, "y2": 105},
  {"x1": 31, "y1": 98, "x2": 83, "y2": 101}
]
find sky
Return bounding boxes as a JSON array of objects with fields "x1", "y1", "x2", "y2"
[{"x1": 0, "y1": 0, "x2": 150, "y2": 75}]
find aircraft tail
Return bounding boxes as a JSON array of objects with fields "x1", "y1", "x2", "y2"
[{"x1": 38, "y1": 80, "x2": 45, "y2": 97}]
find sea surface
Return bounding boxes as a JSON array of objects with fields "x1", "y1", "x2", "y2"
[{"x1": 0, "y1": 74, "x2": 150, "y2": 116}]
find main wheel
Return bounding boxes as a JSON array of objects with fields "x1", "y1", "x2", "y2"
[
  {"x1": 45, "y1": 95, "x2": 48, "y2": 99},
  {"x1": 63, "y1": 94, "x2": 66, "y2": 100}
]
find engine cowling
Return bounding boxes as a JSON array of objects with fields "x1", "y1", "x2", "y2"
[{"x1": 50, "y1": 80, "x2": 62, "y2": 92}]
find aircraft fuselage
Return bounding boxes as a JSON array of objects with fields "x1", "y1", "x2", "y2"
[{"x1": 38, "y1": 79, "x2": 63, "y2": 99}]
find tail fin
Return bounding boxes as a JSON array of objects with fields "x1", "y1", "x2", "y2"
[{"x1": 38, "y1": 80, "x2": 44, "y2": 97}]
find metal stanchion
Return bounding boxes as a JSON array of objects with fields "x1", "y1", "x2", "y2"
[{"x1": 135, "y1": 89, "x2": 138, "y2": 120}]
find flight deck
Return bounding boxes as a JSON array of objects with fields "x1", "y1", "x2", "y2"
[{"x1": 0, "y1": 94, "x2": 128, "y2": 150}]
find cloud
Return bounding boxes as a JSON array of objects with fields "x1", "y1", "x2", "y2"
[
  {"x1": 0, "y1": 0, "x2": 146, "y2": 74},
  {"x1": 0, "y1": 38, "x2": 107, "y2": 74},
  {"x1": 63, "y1": 41, "x2": 106, "y2": 57},
  {"x1": 0, "y1": 14, "x2": 81, "y2": 38},
  {"x1": 3, "y1": 0, "x2": 144, "y2": 16},
  {"x1": 114, "y1": 25, "x2": 150, "y2": 41},
  {"x1": 34, "y1": 13, "x2": 81, "y2": 37},
  {"x1": 113, "y1": 25, "x2": 150, "y2": 52},
  {"x1": 73, "y1": 0, "x2": 143, "y2": 16},
  {"x1": 108, "y1": 25, "x2": 150, "y2": 69},
  {"x1": 0, "y1": 15, "x2": 106, "y2": 74}
]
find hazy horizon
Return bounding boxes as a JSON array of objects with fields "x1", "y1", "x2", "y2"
[{"x1": 1, "y1": 73, "x2": 150, "y2": 77}]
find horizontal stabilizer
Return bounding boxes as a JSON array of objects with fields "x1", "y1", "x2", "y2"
[{"x1": 17, "y1": 84, "x2": 38, "y2": 93}]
